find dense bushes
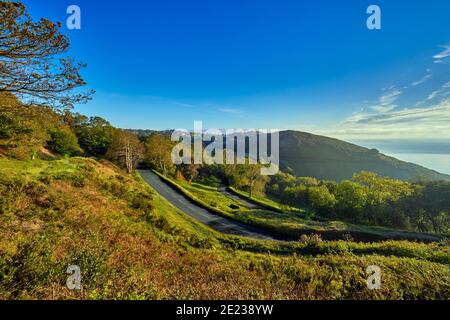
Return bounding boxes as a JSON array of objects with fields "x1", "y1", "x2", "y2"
[
  {"x1": 47, "y1": 126, "x2": 83, "y2": 156},
  {"x1": 266, "y1": 171, "x2": 449, "y2": 233},
  {"x1": 0, "y1": 92, "x2": 57, "y2": 159},
  {"x1": 308, "y1": 185, "x2": 336, "y2": 214}
]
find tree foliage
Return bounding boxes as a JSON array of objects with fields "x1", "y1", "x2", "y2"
[
  {"x1": 225, "y1": 163, "x2": 269, "y2": 198},
  {"x1": 106, "y1": 130, "x2": 144, "y2": 174},
  {"x1": 178, "y1": 164, "x2": 200, "y2": 183},
  {"x1": 144, "y1": 134, "x2": 175, "y2": 175},
  {"x1": 0, "y1": 91, "x2": 57, "y2": 159},
  {"x1": 70, "y1": 115, "x2": 115, "y2": 157},
  {"x1": 265, "y1": 170, "x2": 449, "y2": 233},
  {"x1": 47, "y1": 125, "x2": 82, "y2": 156},
  {"x1": 0, "y1": 1, "x2": 93, "y2": 108}
]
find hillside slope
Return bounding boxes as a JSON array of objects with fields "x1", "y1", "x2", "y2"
[
  {"x1": 1, "y1": 157, "x2": 448, "y2": 299},
  {"x1": 279, "y1": 131, "x2": 450, "y2": 181}
]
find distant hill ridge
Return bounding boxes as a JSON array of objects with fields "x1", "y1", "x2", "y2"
[
  {"x1": 127, "y1": 129, "x2": 450, "y2": 182},
  {"x1": 279, "y1": 130, "x2": 450, "y2": 181}
]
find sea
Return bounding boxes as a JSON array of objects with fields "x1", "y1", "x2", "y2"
[{"x1": 350, "y1": 140, "x2": 450, "y2": 175}]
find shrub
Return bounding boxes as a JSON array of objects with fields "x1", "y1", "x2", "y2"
[
  {"x1": 308, "y1": 185, "x2": 337, "y2": 213},
  {"x1": 47, "y1": 126, "x2": 82, "y2": 156},
  {"x1": 299, "y1": 233, "x2": 323, "y2": 245},
  {"x1": 128, "y1": 190, "x2": 153, "y2": 212}
]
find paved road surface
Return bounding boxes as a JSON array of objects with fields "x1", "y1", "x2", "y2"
[{"x1": 138, "y1": 170, "x2": 284, "y2": 241}]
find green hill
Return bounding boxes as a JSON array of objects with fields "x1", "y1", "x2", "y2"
[{"x1": 279, "y1": 131, "x2": 450, "y2": 181}]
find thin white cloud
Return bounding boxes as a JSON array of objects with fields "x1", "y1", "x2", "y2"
[
  {"x1": 217, "y1": 107, "x2": 245, "y2": 115},
  {"x1": 433, "y1": 45, "x2": 450, "y2": 63},
  {"x1": 379, "y1": 90, "x2": 402, "y2": 104},
  {"x1": 370, "y1": 89, "x2": 402, "y2": 113},
  {"x1": 321, "y1": 45, "x2": 450, "y2": 140},
  {"x1": 173, "y1": 101, "x2": 198, "y2": 108},
  {"x1": 371, "y1": 105, "x2": 396, "y2": 113},
  {"x1": 415, "y1": 88, "x2": 447, "y2": 107},
  {"x1": 411, "y1": 73, "x2": 432, "y2": 86},
  {"x1": 323, "y1": 99, "x2": 450, "y2": 140},
  {"x1": 427, "y1": 90, "x2": 439, "y2": 101},
  {"x1": 433, "y1": 45, "x2": 450, "y2": 60}
]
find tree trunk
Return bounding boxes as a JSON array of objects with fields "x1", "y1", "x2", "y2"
[
  {"x1": 124, "y1": 141, "x2": 133, "y2": 174},
  {"x1": 249, "y1": 178, "x2": 257, "y2": 198}
]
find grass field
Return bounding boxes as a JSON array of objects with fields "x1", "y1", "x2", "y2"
[{"x1": 0, "y1": 158, "x2": 449, "y2": 299}]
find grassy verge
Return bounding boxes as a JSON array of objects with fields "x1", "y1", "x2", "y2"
[{"x1": 228, "y1": 186, "x2": 287, "y2": 213}]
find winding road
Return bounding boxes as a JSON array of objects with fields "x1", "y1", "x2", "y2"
[{"x1": 138, "y1": 170, "x2": 284, "y2": 241}]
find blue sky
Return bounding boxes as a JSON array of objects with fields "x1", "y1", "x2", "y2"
[{"x1": 23, "y1": 0, "x2": 450, "y2": 140}]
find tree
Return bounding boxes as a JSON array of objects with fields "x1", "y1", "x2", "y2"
[
  {"x1": 296, "y1": 177, "x2": 320, "y2": 187},
  {"x1": 352, "y1": 171, "x2": 414, "y2": 206},
  {"x1": 281, "y1": 185, "x2": 308, "y2": 207},
  {"x1": 0, "y1": 91, "x2": 57, "y2": 159},
  {"x1": 47, "y1": 125, "x2": 82, "y2": 156},
  {"x1": 431, "y1": 211, "x2": 449, "y2": 233},
  {"x1": 226, "y1": 164, "x2": 268, "y2": 198},
  {"x1": 267, "y1": 172, "x2": 297, "y2": 197},
  {"x1": 308, "y1": 185, "x2": 337, "y2": 214},
  {"x1": 335, "y1": 181, "x2": 368, "y2": 221},
  {"x1": 245, "y1": 165, "x2": 269, "y2": 198},
  {"x1": 144, "y1": 134, "x2": 174, "y2": 175},
  {"x1": 106, "y1": 130, "x2": 144, "y2": 174},
  {"x1": 178, "y1": 164, "x2": 200, "y2": 183},
  {"x1": 416, "y1": 209, "x2": 433, "y2": 233},
  {"x1": 0, "y1": 1, "x2": 93, "y2": 108},
  {"x1": 72, "y1": 115, "x2": 115, "y2": 157}
]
